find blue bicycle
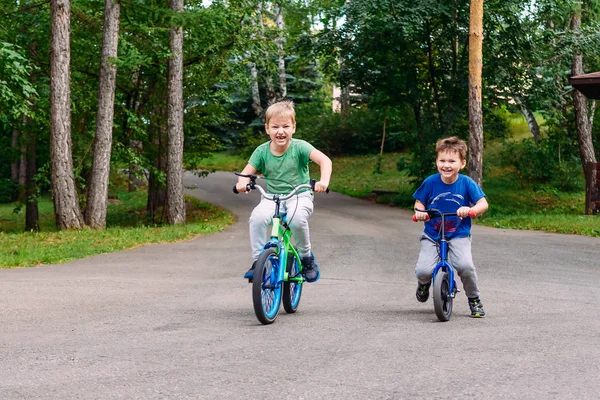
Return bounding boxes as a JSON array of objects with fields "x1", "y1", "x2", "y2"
[
  {"x1": 413, "y1": 208, "x2": 476, "y2": 322},
  {"x1": 233, "y1": 173, "x2": 325, "y2": 324}
]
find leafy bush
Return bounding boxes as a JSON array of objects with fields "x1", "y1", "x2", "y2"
[
  {"x1": 500, "y1": 138, "x2": 584, "y2": 192},
  {"x1": 0, "y1": 178, "x2": 17, "y2": 203}
]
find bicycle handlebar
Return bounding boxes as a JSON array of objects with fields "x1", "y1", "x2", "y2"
[
  {"x1": 232, "y1": 173, "x2": 329, "y2": 200},
  {"x1": 412, "y1": 208, "x2": 477, "y2": 222}
]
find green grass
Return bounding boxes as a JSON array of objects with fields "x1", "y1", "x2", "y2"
[{"x1": 0, "y1": 192, "x2": 234, "y2": 268}]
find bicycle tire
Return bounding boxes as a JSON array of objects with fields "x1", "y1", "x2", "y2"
[
  {"x1": 433, "y1": 270, "x2": 453, "y2": 322},
  {"x1": 252, "y1": 247, "x2": 282, "y2": 324},
  {"x1": 283, "y1": 253, "x2": 303, "y2": 313}
]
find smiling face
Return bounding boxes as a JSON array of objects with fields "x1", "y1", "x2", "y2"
[
  {"x1": 436, "y1": 149, "x2": 466, "y2": 184},
  {"x1": 265, "y1": 115, "x2": 296, "y2": 152}
]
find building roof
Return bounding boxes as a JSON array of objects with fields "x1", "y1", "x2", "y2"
[{"x1": 569, "y1": 72, "x2": 600, "y2": 99}]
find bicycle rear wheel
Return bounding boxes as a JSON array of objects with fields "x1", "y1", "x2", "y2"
[
  {"x1": 252, "y1": 247, "x2": 282, "y2": 324},
  {"x1": 433, "y1": 270, "x2": 453, "y2": 322},
  {"x1": 283, "y1": 254, "x2": 303, "y2": 313}
]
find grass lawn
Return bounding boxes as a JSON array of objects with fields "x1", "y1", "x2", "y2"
[{"x1": 0, "y1": 191, "x2": 234, "y2": 268}]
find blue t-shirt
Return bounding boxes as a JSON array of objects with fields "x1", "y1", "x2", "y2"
[{"x1": 413, "y1": 174, "x2": 485, "y2": 240}]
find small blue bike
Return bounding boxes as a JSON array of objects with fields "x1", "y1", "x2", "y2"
[
  {"x1": 233, "y1": 173, "x2": 326, "y2": 325},
  {"x1": 413, "y1": 208, "x2": 476, "y2": 322}
]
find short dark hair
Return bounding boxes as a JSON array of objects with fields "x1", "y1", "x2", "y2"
[{"x1": 436, "y1": 136, "x2": 467, "y2": 161}]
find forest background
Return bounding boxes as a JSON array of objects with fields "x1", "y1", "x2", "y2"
[{"x1": 1, "y1": 0, "x2": 600, "y2": 267}]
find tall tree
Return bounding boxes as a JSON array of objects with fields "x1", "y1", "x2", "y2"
[
  {"x1": 50, "y1": 0, "x2": 84, "y2": 229},
  {"x1": 570, "y1": 6, "x2": 597, "y2": 199},
  {"x1": 274, "y1": 2, "x2": 287, "y2": 100},
  {"x1": 85, "y1": 0, "x2": 121, "y2": 229},
  {"x1": 166, "y1": 0, "x2": 186, "y2": 225},
  {"x1": 468, "y1": 0, "x2": 484, "y2": 187}
]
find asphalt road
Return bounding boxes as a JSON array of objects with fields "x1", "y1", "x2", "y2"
[{"x1": 1, "y1": 171, "x2": 600, "y2": 399}]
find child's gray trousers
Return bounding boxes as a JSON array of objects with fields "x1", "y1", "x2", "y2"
[
  {"x1": 414, "y1": 234, "x2": 481, "y2": 299},
  {"x1": 249, "y1": 192, "x2": 314, "y2": 261}
]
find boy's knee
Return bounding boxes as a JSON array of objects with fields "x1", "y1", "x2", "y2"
[{"x1": 249, "y1": 212, "x2": 270, "y2": 226}]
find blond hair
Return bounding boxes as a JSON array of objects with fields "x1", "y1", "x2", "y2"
[
  {"x1": 265, "y1": 101, "x2": 296, "y2": 125},
  {"x1": 436, "y1": 136, "x2": 467, "y2": 161}
]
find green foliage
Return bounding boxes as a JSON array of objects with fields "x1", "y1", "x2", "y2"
[
  {"x1": 500, "y1": 137, "x2": 584, "y2": 192},
  {"x1": 0, "y1": 42, "x2": 38, "y2": 121},
  {"x1": 295, "y1": 104, "x2": 414, "y2": 156}
]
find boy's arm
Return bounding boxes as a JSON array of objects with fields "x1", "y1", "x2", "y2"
[
  {"x1": 471, "y1": 197, "x2": 489, "y2": 215},
  {"x1": 309, "y1": 149, "x2": 332, "y2": 193},
  {"x1": 457, "y1": 197, "x2": 489, "y2": 218},
  {"x1": 235, "y1": 163, "x2": 258, "y2": 193},
  {"x1": 413, "y1": 200, "x2": 429, "y2": 221}
]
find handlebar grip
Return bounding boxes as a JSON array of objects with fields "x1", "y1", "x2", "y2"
[
  {"x1": 310, "y1": 179, "x2": 330, "y2": 193},
  {"x1": 468, "y1": 210, "x2": 477, "y2": 218},
  {"x1": 412, "y1": 215, "x2": 430, "y2": 222},
  {"x1": 233, "y1": 185, "x2": 239, "y2": 194}
]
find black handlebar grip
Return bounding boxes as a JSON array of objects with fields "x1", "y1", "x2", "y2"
[
  {"x1": 310, "y1": 179, "x2": 330, "y2": 193},
  {"x1": 233, "y1": 185, "x2": 239, "y2": 194}
]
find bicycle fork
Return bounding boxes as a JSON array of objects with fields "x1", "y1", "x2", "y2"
[{"x1": 434, "y1": 240, "x2": 459, "y2": 298}]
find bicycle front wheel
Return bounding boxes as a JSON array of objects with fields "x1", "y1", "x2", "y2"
[
  {"x1": 252, "y1": 247, "x2": 282, "y2": 324},
  {"x1": 433, "y1": 270, "x2": 453, "y2": 322},
  {"x1": 283, "y1": 254, "x2": 303, "y2": 313}
]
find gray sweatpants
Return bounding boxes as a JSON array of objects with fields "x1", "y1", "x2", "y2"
[
  {"x1": 414, "y1": 234, "x2": 481, "y2": 299},
  {"x1": 249, "y1": 192, "x2": 314, "y2": 261}
]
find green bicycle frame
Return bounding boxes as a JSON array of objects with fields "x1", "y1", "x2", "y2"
[{"x1": 270, "y1": 217, "x2": 303, "y2": 283}]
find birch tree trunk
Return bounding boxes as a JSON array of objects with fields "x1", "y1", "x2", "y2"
[
  {"x1": 513, "y1": 94, "x2": 541, "y2": 143},
  {"x1": 274, "y1": 3, "x2": 287, "y2": 100},
  {"x1": 166, "y1": 0, "x2": 186, "y2": 225},
  {"x1": 468, "y1": 0, "x2": 484, "y2": 187},
  {"x1": 50, "y1": 0, "x2": 84, "y2": 229},
  {"x1": 249, "y1": 4, "x2": 265, "y2": 121},
  {"x1": 86, "y1": 0, "x2": 120, "y2": 228}
]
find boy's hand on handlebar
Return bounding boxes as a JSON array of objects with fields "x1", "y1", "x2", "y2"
[
  {"x1": 457, "y1": 206, "x2": 476, "y2": 218},
  {"x1": 413, "y1": 210, "x2": 429, "y2": 222},
  {"x1": 314, "y1": 180, "x2": 329, "y2": 193},
  {"x1": 235, "y1": 181, "x2": 249, "y2": 193}
]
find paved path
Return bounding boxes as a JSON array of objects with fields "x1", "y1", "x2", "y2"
[{"x1": 1, "y1": 171, "x2": 600, "y2": 399}]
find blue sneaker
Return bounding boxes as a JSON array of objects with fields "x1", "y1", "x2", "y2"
[
  {"x1": 301, "y1": 255, "x2": 320, "y2": 283},
  {"x1": 244, "y1": 261, "x2": 256, "y2": 283}
]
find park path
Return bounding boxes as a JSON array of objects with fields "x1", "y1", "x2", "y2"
[{"x1": 1, "y1": 171, "x2": 599, "y2": 399}]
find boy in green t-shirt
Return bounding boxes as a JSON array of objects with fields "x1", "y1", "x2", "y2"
[{"x1": 235, "y1": 101, "x2": 332, "y2": 283}]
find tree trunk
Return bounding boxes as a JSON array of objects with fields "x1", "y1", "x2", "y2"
[
  {"x1": 86, "y1": 0, "x2": 120, "y2": 229},
  {"x1": 248, "y1": 4, "x2": 265, "y2": 120},
  {"x1": 18, "y1": 134, "x2": 27, "y2": 201},
  {"x1": 380, "y1": 106, "x2": 389, "y2": 155},
  {"x1": 340, "y1": 0, "x2": 352, "y2": 119},
  {"x1": 513, "y1": 94, "x2": 541, "y2": 143},
  {"x1": 166, "y1": 0, "x2": 186, "y2": 225},
  {"x1": 274, "y1": 3, "x2": 287, "y2": 100},
  {"x1": 570, "y1": 11, "x2": 597, "y2": 208},
  {"x1": 468, "y1": 0, "x2": 484, "y2": 187},
  {"x1": 11, "y1": 128, "x2": 19, "y2": 183},
  {"x1": 426, "y1": 20, "x2": 444, "y2": 133},
  {"x1": 25, "y1": 127, "x2": 39, "y2": 232},
  {"x1": 50, "y1": 0, "x2": 84, "y2": 229},
  {"x1": 147, "y1": 104, "x2": 167, "y2": 224}
]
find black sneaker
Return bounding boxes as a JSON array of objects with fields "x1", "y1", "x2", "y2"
[
  {"x1": 468, "y1": 298, "x2": 486, "y2": 318},
  {"x1": 416, "y1": 281, "x2": 431, "y2": 302},
  {"x1": 301, "y1": 255, "x2": 320, "y2": 283},
  {"x1": 244, "y1": 261, "x2": 256, "y2": 283}
]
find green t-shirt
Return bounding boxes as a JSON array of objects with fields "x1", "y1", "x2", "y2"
[{"x1": 248, "y1": 139, "x2": 315, "y2": 194}]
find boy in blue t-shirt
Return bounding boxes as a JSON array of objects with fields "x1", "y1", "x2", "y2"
[{"x1": 412, "y1": 136, "x2": 489, "y2": 317}]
